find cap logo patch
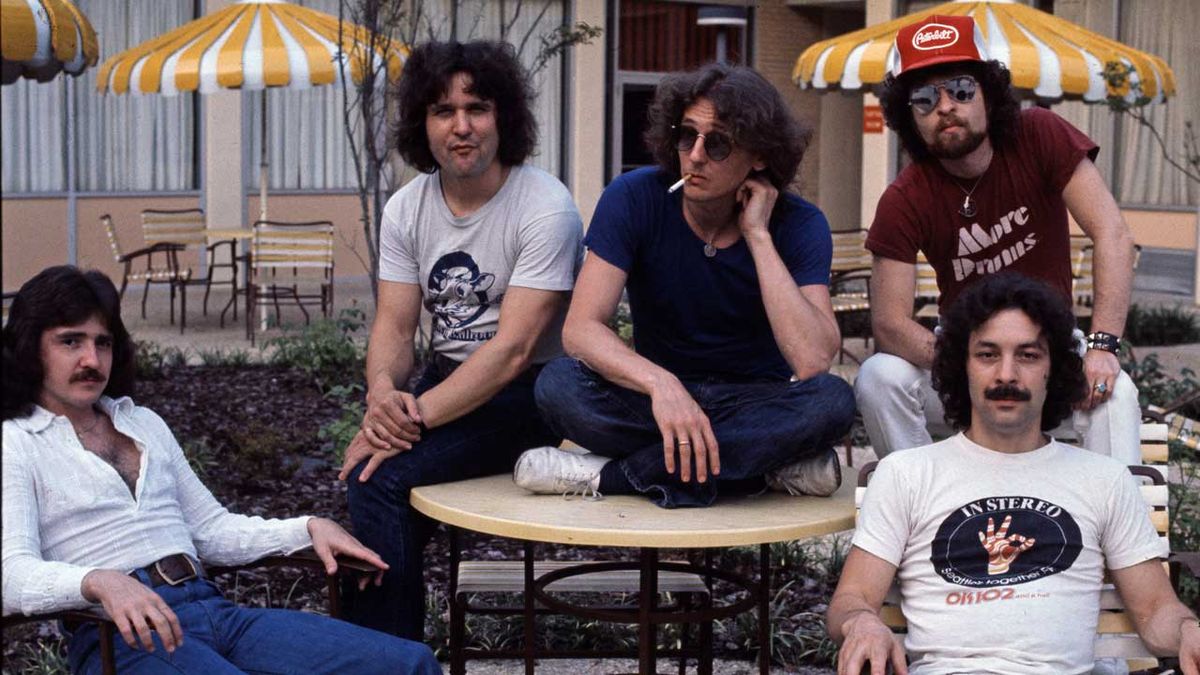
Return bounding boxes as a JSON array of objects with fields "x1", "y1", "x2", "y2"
[{"x1": 913, "y1": 23, "x2": 959, "y2": 51}]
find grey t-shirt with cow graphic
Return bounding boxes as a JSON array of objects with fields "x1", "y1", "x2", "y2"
[{"x1": 378, "y1": 164, "x2": 583, "y2": 364}]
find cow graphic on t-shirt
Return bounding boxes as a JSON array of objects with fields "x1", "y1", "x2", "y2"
[{"x1": 426, "y1": 251, "x2": 501, "y2": 341}]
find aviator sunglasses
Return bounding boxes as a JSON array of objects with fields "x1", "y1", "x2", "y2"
[
  {"x1": 672, "y1": 124, "x2": 734, "y2": 162},
  {"x1": 908, "y1": 75, "x2": 978, "y2": 115}
]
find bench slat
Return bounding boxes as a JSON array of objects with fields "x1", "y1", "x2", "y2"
[{"x1": 456, "y1": 560, "x2": 710, "y2": 596}]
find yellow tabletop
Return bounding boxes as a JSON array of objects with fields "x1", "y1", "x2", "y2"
[
  {"x1": 410, "y1": 474, "x2": 855, "y2": 548},
  {"x1": 205, "y1": 228, "x2": 255, "y2": 240}
]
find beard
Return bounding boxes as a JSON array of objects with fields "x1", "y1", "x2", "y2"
[{"x1": 928, "y1": 124, "x2": 988, "y2": 160}]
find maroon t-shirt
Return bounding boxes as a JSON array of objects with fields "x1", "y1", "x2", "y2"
[{"x1": 866, "y1": 107, "x2": 1099, "y2": 313}]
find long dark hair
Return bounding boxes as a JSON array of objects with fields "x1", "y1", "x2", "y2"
[
  {"x1": 644, "y1": 62, "x2": 812, "y2": 191},
  {"x1": 2, "y1": 266, "x2": 135, "y2": 421},
  {"x1": 878, "y1": 59, "x2": 1021, "y2": 163},
  {"x1": 394, "y1": 40, "x2": 537, "y2": 173},
  {"x1": 932, "y1": 272, "x2": 1086, "y2": 432}
]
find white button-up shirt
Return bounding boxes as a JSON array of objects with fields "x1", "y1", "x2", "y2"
[{"x1": 2, "y1": 396, "x2": 312, "y2": 616}]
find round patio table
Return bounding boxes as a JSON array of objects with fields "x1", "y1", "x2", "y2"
[{"x1": 411, "y1": 474, "x2": 855, "y2": 675}]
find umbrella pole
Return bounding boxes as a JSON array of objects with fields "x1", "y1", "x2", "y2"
[
  {"x1": 259, "y1": 93, "x2": 268, "y2": 223},
  {"x1": 259, "y1": 92, "x2": 268, "y2": 331}
]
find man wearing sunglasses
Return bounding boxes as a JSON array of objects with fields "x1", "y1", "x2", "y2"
[
  {"x1": 512, "y1": 64, "x2": 855, "y2": 508},
  {"x1": 855, "y1": 14, "x2": 1141, "y2": 466}
]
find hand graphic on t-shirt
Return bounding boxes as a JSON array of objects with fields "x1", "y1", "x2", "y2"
[{"x1": 978, "y1": 515, "x2": 1036, "y2": 575}]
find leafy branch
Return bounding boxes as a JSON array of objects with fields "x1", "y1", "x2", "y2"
[{"x1": 1104, "y1": 61, "x2": 1200, "y2": 185}]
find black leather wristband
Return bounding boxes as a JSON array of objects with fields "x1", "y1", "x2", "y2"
[{"x1": 1085, "y1": 331, "x2": 1120, "y2": 355}]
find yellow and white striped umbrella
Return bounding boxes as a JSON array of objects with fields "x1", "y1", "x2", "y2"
[
  {"x1": 1, "y1": 0, "x2": 98, "y2": 85},
  {"x1": 95, "y1": 0, "x2": 406, "y2": 222},
  {"x1": 793, "y1": 0, "x2": 1176, "y2": 104},
  {"x1": 96, "y1": 0, "x2": 405, "y2": 95}
]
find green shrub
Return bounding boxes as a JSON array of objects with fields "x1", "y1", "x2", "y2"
[
  {"x1": 196, "y1": 347, "x2": 253, "y2": 367},
  {"x1": 5, "y1": 637, "x2": 69, "y2": 675},
  {"x1": 225, "y1": 421, "x2": 296, "y2": 482},
  {"x1": 319, "y1": 384, "x2": 366, "y2": 465},
  {"x1": 265, "y1": 308, "x2": 366, "y2": 391},
  {"x1": 134, "y1": 340, "x2": 188, "y2": 380},
  {"x1": 182, "y1": 438, "x2": 218, "y2": 481},
  {"x1": 1122, "y1": 350, "x2": 1200, "y2": 417},
  {"x1": 1124, "y1": 303, "x2": 1200, "y2": 346}
]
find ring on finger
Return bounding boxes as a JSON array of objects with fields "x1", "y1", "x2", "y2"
[
  {"x1": 677, "y1": 440, "x2": 692, "y2": 447},
  {"x1": 1093, "y1": 382, "x2": 1108, "y2": 394}
]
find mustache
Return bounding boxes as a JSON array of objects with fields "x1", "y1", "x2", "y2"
[
  {"x1": 984, "y1": 384, "x2": 1032, "y2": 401},
  {"x1": 69, "y1": 369, "x2": 106, "y2": 383},
  {"x1": 937, "y1": 116, "x2": 967, "y2": 131}
]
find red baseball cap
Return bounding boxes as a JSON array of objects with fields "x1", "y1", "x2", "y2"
[{"x1": 891, "y1": 14, "x2": 989, "y2": 78}]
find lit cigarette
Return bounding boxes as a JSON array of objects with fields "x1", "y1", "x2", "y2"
[{"x1": 668, "y1": 173, "x2": 693, "y2": 193}]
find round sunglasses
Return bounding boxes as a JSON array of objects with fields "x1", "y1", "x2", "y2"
[
  {"x1": 908, "y1": 76, "x2": 978, "y2": 115},
  {"x1": 672, "y1": 124, "x2": 734, "y2": 162}
]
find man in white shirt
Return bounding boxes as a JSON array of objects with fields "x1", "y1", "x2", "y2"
[
  {"x1": 2, "y1": 266, "x2": 439, "y2": 675},
  {"x1": 827, "y1": 272, "x2": 1199, "y2": 674},
  {"x1": 337, "y1": 39, "x2": 583, "y2": 639}
]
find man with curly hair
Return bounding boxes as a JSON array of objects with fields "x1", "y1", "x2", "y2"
[
  {"x1": 827, "y1": 272, "x2": 1200, "y2": 674},
  {"x1": 856, "y1": 14, "x2": 1141, "y2": 464},
  {"x1": 512, "y1": 63, "x2": 855, "y2": 508},
  {"x1": 2, "y1": 266, "x2": 439, "y2": 674},
  {"x1": 339, "y1": 40, "x2": 583, "y2": 638}
]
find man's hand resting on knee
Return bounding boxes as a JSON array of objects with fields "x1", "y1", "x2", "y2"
[
  {"x1": 362, "y1": 388, "x2": 424, "y2": 451},
  {"x1": 81, "y1": 569, "x2": 184, "y2": 654},
  {"x1": 836, "y1": 612, "x2": 907, "y2": 675},
  {"x1": 649, "y1": 375, "x2": 720, "y2": 484}
]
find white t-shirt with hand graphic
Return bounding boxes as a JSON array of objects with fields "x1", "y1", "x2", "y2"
[{"x1": 853, "y1": 433, "x2": 1166, "y2": 674}]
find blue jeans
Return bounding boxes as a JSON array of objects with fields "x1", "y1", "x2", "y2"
[
  {"x1": 534, "y1": 357, "x2": 856, "y2": 508},
  {"x1": 345, "y1": 359, "x2": 560, "y2": 639},
  {"x1": 66, "y1": 572, "x2": 438, "y2": 674}
]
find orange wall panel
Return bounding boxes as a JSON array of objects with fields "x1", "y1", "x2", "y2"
[{"x1": 2, "y1": 198, "x2": 69, "y2": 291}]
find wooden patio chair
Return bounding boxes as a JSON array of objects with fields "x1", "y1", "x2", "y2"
[
  {"x1": 829, "y1": 230, "x2": 872, "y2": 364},
  {"x1": 100, "y1": 214, "x2": 191, "y2": 333},
  {"x1": 141, "y1": 208, "x2": 240, "y2": 324},
  {"x1": 1, "y1": 549, "x2": 375, "y2": 675},
  {"x1": 246, "y1": 220, "x2": 335, "y2": 345},
  {"x1": 853, "y1": 421, "x2": 1187, "y2": 673}
]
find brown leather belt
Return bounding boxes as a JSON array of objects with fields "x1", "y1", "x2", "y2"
[{"x1": 132, "y1": 553, "x2": 202, "y2": 587}]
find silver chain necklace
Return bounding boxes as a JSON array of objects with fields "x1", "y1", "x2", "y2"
[{"x1": 954, "y1": 172, "x2": 985, "y2": 218}]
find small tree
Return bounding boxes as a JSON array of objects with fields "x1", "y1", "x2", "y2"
[
  {"x1": 1103, "y1": 61, "x2": 1200, "y2": 185},
  {"x1": 337, "y1": 0, "x2": 601, "y2": 301}
]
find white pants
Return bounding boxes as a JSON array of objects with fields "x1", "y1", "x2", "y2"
[{"x1": 854, "y1": 350, "x2": 1142, "y2": 464}]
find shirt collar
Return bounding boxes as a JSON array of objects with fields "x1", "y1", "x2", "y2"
[{"x1": 11, "y1": 396, "x2": 134, "y2": 434}]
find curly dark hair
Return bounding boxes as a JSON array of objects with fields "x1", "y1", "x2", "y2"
[
  {"x1": 931, "y1": 272, "x2": 1086, "y2": 432},
  {"x1": 644, "y1": 63, "x2": 812, "y2": 191},
  {"x1": 2, "y1": 266, "x2": 135, "y2": 421},
  {"x1": 393, "y1": 40, "x2": 537, "y2": 173},
  {"x1": 878, "y1": 60, "x2": 1021, "y2": 163}
]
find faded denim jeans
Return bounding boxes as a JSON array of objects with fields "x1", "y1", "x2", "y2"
[
  {"x1": 534, "y1": 357, "x2": 857, "y2": 508},
  {"x1": 67, "y1": 573, "x2": 439, "y2": 675},
  {"x1": 345, "y1": 358, "x2": 559, "y2": 640}
]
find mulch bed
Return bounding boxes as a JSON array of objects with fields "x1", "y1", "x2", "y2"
[{"x1": 2, "y1": 364, "x2": 839, "y2": 670}]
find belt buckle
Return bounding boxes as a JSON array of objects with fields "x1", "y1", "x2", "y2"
[{"x1": 155, "y1": 556, "x2": 198, "y2": 586}]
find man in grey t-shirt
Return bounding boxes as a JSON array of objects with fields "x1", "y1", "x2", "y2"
[{"x1": 338, "y1": 40, "x2": 583, "y2": 640}]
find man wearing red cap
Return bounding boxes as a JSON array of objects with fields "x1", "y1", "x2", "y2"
[{"x1": 855, "y1": 14, "x2": 1141, "y2": 466}]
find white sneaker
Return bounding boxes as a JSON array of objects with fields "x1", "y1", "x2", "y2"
[
  {"x1": 766, "y1": 448, "x2": 842, "y2": 497},
  {"x1": 513, "y1": 446, "x2": 611, "y2": 499}
]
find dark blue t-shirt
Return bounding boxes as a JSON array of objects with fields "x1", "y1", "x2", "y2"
[{"x1": 585, "y1": 167, "x2": 832, "y2": 382}]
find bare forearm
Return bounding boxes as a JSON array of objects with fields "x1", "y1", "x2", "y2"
[
  {"x1": 826, "y1": 591, "x2": 883, "y2": 643},
  {"x1": 564, "y1": 318, "x2": 678, "y2": 397},
  {"x1": 1089, "y1": 232, "x2": 1135, "y2": 337},
  {"x1": 1139, "y1": 601, "x2": 1199, "y2": 654},
  {"x1": 416, "y1": 337, "x2": 533, "y2": 428},
  {"x1": 875, "y1": 316, "x2": 936, "y2": 371},
  {"x1": 365, "y1": 326, "x2": 415, "y2": 397},
  {"x1": 745, "y1": 232, "x2": 839, "y2": 378}
]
